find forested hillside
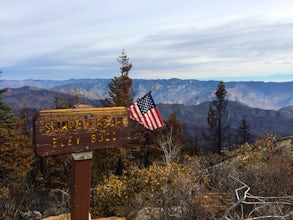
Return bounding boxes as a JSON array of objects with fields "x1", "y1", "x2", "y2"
[
  {"x1": 1, "y1": 58, "x2": 292, "y2": 219},
  {"x1": 158, "y1": 102, "x2": 293, "y2": 138},
  {"x1": 1, "y1": 80, "x2": 292, "y2": 219}
]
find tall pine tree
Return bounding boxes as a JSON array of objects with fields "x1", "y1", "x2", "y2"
[
  {"x1": 108, "y1": 49, "x2": 134, "y2": 107},
  {"x1": 237, "y1": 117, "x2": 251, "y2": 145},
  {"x1": 93, "y1": 50, "x2": 134, "y2": 179},
  {"x1": 207, "y1": 81, "x2": 229, "y2": 155}
]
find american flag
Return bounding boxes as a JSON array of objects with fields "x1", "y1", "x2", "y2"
[{"x1": 128, "y1": 92, "x2": 164, "y2": 130}]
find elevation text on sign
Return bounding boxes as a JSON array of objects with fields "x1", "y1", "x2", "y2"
[{"x1": 33, "y1": 107, "x2": 130, "y2": 157}]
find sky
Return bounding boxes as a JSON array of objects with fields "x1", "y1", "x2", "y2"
[{"x1": 1, "y1": 0, "x2": 293, "y2": 81}]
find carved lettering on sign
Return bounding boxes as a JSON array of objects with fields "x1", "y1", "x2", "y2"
[{"x1": 33, "y1": 107, "x2": 130, "y2": 157}]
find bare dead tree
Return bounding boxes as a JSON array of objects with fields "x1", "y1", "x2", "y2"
[{"x1": 158, "y1": 129, "x2": 181, "y2": 164}]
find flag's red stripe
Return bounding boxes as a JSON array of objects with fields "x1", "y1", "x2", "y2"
[
  {"x1": 143, "y1": 111, "x2": 152, "y2": 130},
  {"x1": 132, "y1": 104, "x2": 144, "y2": 125},
  {"x1": 129, "y1": 103, "x2": 150, "y2": 129},
  {"x1": 128, "y1": 105, "x2": 137, "y2": 121},
  {"x1": 153, "y1": 107, "x2": 164, "y2": 127},
  {"x1": 148, "y1": 109, "x2": 159, "y2": 130},
  {"x1": 128, "y1": 106, "x2": 135, "y2": 120},
  {"x1": 144, "y1": 111, "x2": 155, "y2": 130},
  {"x1": 146, "y1": 107, "x2": 163, "y2": 130},
  {"x1": 151, "y1": 108, "x2": 161, "y2": 128}
]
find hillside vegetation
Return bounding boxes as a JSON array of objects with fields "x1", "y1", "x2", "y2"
[
  {"x1": 92, "y1": 133, "x2": 293, "y2": 219},
  {"x1": 1, "y1": 87, "x2": 292, "y2": 219},
  {"x1": 1, "y1": 63, "x2": 292, "y2": 219}
]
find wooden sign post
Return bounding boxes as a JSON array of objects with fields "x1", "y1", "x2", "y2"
[
  {"x1": 33, "y1": 107, "x2": 130, "y2": 220},
  {"x1": 71, "y1": 152, "x2": 93, "y2": 220}
]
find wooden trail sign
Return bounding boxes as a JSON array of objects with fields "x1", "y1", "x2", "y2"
[
  {"x1": 34, "y1": 107, "x2": 130, "y2": 157},
  {"x1": 33, "y1": 106, "x2": 131, "y2": 220}
]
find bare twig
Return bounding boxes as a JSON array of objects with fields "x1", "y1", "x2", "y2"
[
  {"x1": 159, "y1": 129, "x2": 181, "y2": 164},
  {"x1": 221, "y1": 175, "x2": 293, "y2": 220}
]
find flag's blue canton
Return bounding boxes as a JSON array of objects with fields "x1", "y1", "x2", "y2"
[{"x1": 137, "y1": 93, "x2": 155, "y2": 115}]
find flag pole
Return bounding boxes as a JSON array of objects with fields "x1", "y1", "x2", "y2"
[{"x1": 150, "y1": 84, "x2": 159, "y2": 93}]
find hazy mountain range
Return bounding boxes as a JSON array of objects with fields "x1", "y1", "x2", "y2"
[
  {"x1": 1, "y1": 78, "x2": 293, "y2": 110},
  {"x1": 1, "y1": 78, "x2": 293, "y2": 140}
]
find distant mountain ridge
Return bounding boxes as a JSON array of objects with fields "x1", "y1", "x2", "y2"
[
  {"x1": 1, "y1": 78, "x2": 293, "y2": 110},
  {"x1": 2, "y1": 86, "x2": 293, "y2": 139}
]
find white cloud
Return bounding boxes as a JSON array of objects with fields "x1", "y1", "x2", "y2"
[{"x1": 1, "y1": 0, "x2": 293, "y2": 81}]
